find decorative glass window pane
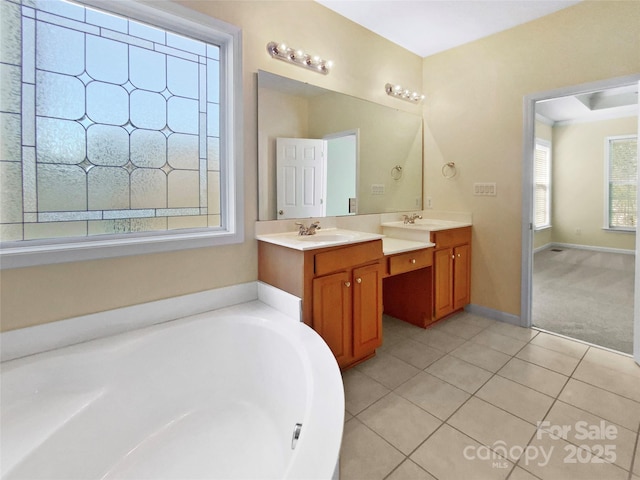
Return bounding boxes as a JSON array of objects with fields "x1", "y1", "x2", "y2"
[{"x1": 0, "y1": 0, "x2": 230, "y2": 249}]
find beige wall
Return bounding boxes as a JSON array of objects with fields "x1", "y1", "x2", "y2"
[
  {"x1": 422, "y1": 1, "x2": 640, "y2": 316},
  {"x1": 2, "y1": 0, "x2": 638, "y2": 330},
  {"x1": 257, "y1": 88, "x2": 309, "y2": 219},
  {"x1": 552, "y1": 116, "x2": 637, "y2": 250},
  {"x1": 0, "y1": 0, "x2": 422, "y2": 331}
]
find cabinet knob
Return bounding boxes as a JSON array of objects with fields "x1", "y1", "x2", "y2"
[
  {"x1": 344, "y1": 281, "x2": 351, "y2": 287},
  {"x1": 356, "y1": 277, "x2": 362, "y2": 284},
  {"x1": 410, "y1": 258, "x2": 416, "y2": 264},
  {"x1": 457, "y1": 253, "x2": 461, "y2": 258},
  {"x1": 278, "y1": 210, "x2": 284, "y2": 215},
  {"x1": 451, "y1": 254, "x2": 455, "y2": 260}
]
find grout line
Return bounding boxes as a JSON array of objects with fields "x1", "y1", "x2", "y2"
[{"x1": 628, "y1": 422, "x2": 640, "y2": 480}]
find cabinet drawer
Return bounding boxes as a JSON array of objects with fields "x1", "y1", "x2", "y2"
[
  {"x1": 314, "y1": 240, "x2": 383, "y2": 276},
  {"x1": 431, "y1": 227, "x2": 471, "y2": 249},
  {"x1": 388, "y1": 248, "x2": 433, "y2": 276}
]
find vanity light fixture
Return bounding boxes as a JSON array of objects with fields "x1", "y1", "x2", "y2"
[
  {"x1": 266, "y1": 41, "x2": 332, "y2": 75},
  {"x1": 385, "y1": 83, "x2": 425, "y2": 103}
]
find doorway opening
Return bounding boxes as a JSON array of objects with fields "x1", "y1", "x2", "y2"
[{"x1": 521, "y1": 75, "x2": 640, "y2": 362}]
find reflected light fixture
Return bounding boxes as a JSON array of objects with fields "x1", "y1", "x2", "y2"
[
  {"x1": 266, "y1": 41, "x2": 332, "y2": 75},
  {"x1": 385, "y1": 83, "x2": 425, "y2": 103}
]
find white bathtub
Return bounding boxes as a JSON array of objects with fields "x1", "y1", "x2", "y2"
[{"x1": 0, "y1": 301, "x2": 344, "y2": 479}]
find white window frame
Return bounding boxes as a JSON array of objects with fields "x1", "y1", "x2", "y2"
[
  {"x1": 0, "y1": 0, "x2": 244, "y2": 269},
  {"x1": 534, "y1": 138, "x2": 552, "y2": 230},
  {"x1": 604, "y1": 134, "x2": 637, "y2": 232}
]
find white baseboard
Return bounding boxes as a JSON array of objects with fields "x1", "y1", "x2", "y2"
[
  {"x1": 536, "y1": 242, "x2": 634, "y2": 255},
  {"x1": 465, "y1": 304, "x2": 523, "y2": 327}
]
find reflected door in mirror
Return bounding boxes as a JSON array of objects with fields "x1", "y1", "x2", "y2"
[{"x1": 276, "y1": 138, "x2": 325, "y2": 219}]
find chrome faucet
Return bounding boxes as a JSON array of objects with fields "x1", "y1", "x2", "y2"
[
  {"x1": 296, "y1": 221, "x2": 321, "y2": 236},
  {"x1": 403, "y1": 213, "x2": 422, "y2": 224}
]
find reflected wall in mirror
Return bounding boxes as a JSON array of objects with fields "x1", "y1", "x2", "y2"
[{"x1": 258, "y1": 71, "x2": 423, "y2": 220}]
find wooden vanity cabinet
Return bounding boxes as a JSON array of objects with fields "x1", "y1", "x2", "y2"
[
  {"x1": 383, "y1": 247, "x2": 435, "y2": 328},
  {"x1": 431, "y1": 227, "x2": 471, "y2": 320},
  {"x1": 258, "y1": 239, "x2": 384, "y2": 369}
]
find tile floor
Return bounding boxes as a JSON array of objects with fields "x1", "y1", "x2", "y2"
[{"x1": 339, "y1": 312, "x2": 640, "y2": 480}]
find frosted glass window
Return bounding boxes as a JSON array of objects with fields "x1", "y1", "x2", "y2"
[{"x1": 0, "y1": 0, "x2": 229, "y2": 248}]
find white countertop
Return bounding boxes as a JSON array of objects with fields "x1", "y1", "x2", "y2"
[
  {"x1": 383, "y1": 238, "x2": 435, "y2": 255},
  {"x1": 380, "y1": 219, "x2": 472, "y2": 231},
  {"x1": 256, "y1": 228, "x2": 384, "y2": 251}
]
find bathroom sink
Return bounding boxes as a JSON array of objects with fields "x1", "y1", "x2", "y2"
[
  {"x1": 297, "y1": 234, "x2": 354, "y2": 243},
  {"x1": 381, "y1": 219, "x2": 472, "y2": 242},
  {"x1": 256, "y1": 228, "x2": 384, "y2": 251}
]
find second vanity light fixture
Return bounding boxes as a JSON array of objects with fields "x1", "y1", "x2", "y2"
[
  {"x1": 385, "y1": 83, "x2": 425, "y2": 103},
  {"x1": 267, "y1": 41, "x2": 332, "y2": 75}
]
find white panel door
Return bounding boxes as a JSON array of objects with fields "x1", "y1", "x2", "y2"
[{"x1": 276, "y1": 138, "x2": 325, "y2": 219}]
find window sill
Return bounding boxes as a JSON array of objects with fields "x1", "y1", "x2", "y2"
[
  {"x1": 602, "y1": 227, "x2": 636, "y2": 234},
  {"x1": 0, "y1": 227, "x2": 244, "y2": 269},
  {"x1": 534, "y1": 225, "x2": 552, "y2": 232}
]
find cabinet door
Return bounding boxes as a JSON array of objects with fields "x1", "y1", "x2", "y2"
[
  {"x1": 453, "y1": 244, "x2": 471, "y2": 310},
  {"x1": 312, "y1": 270, "x2": 352, "y2": 367},
  {"x1": 434, "y1": 248, "x2": 454, "y2": 319},
  {"x1": 352, "y1": 263, "x2": 383, "y2": 359}
]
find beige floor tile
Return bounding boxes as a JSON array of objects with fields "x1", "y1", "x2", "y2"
[
  {"x1": 410, "y1": 424, "x2": 513, "y2": 480},
  {"x1": 541, "y1": 400, "x2": 637, "y2": 471},
  {"x1": 379, "y1": 328, "x2": 406, "y2": 351},
  {"x1": 471, "y1": 329, "x2": 528, "y2": 356},
  {"x1": 516, "y1": 343, "x2": 580, "y2": 376},
  {"x1": 427, "y1": 355, "x2": 493, "y2": 394},
  {"x1": 529, "y1": 332, "x2": 589, "y2": 359},
  {"x1": 395, "y1": 371, "x2": 471, "y2": 420},
  {"x1": 340, "y1": 418, "x2": 405, "y2": 480},
  {"x1": 412, "y1": 328, "x2": 468, "y2": 352},
  {"x1": 431, "y1": 318, "x2": 486, "y2": 339},
  {"x1": 448, "y1": 397, "x2": 536, "y2": 462},
  {"x1": 507, "y1": 466, "x2": 539, "y2": 480},
  {"x1": 455, "y1": 312, "x2": 499, "y2": 329},
  {"x1": 634, "y1": 441, "x2": 640, "y2": 476},
  {"x1": 358, "y1": 392, "x2": 442, "y2": 455},
  {"x1": 450, "y1": 341, "x2": 512, "y2": 373},
  {"x1": 356, "y1": 351, "x2": 420, "y2": 390},
  {"x1": 383, "y1": 338, "x2": 445, "y2": 369},
  {"x1": 386, "y1": 459, "x2": 436, "y2": 480},
  {"x1": 572, "y1": 358, "x2": 640, "y2": 403},
  {"x1": 520, "y1": 432, "x2": 628, "y2": 480},
  {"x1": 342, "y1": 368, "x2": 390, "y2": 415},
  {"x1": 558, "y1": 379, "x2": 640, "y2": 432},
  {"x1": 498, "y1": 357, "x2": 568, "y2": 397},
  {"x1": 344, "y1": 410, "x2": 353, "y2": 423},
  {"x1": 384, "y1": 315, "x2": 425, "y2": 338},
  {"x1": 582, "y1": 347, "x2": 640, "y2": 378},
  {"x1": 485, "y1": 322, "x2": 539, "y2": 342},
  {"x1": 476, "y1": 375, "x2": 554, "y2": 425}
]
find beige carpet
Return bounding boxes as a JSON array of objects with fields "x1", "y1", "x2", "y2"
[{"x1": 533, "y1": 247, "x2": 634, "y2": 354}]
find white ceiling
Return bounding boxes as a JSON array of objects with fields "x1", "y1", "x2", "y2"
[
  {"x1": 316, "y1": 0, "x2": 581, "y2": 58},
  {"x1": 536, "y1": 85, "x2": 639, "y2": 124}
]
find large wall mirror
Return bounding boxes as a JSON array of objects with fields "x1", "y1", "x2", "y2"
[{"x1": 258, "y1": 71, "x2": 423, "y2": 220}]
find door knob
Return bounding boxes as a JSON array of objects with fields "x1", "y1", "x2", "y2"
[{"x1": 278, "y1": 210, "x2": 284, "y2": 215}]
